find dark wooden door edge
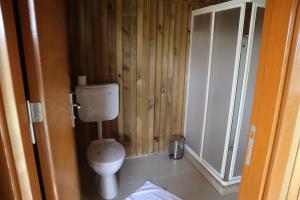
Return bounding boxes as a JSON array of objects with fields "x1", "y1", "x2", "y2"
[{"x1": 0, "y1": 0, "x2": 42, "y2": 199}]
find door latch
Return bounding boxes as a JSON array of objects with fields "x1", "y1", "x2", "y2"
[
  {"x1": 69, "y1": 93, "x2": 81, "y2": 128},
  {"x1": 245, "y1": 125, "x2": 256, "y2": 166}
]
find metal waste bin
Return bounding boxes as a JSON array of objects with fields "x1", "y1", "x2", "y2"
[{"x1": 169, "y1": 135, "x2": 185, "y2": 159}]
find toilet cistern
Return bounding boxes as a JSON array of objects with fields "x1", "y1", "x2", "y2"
[{"x1": 75, "y1": 83, "x2": 119, "y2": 139}]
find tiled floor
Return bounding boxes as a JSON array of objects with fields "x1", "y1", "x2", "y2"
[{"x1": 80, "y1": 153, "x2": 238, "y2": 200}]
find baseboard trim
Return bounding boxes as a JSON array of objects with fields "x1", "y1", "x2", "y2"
[{"x1": 125, "y1": 151, "x2": 168, "y2": 160}]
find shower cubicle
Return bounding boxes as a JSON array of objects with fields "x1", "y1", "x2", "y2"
[{"x1": 184, "y1": 0, "x2": 265, "y2": 186}]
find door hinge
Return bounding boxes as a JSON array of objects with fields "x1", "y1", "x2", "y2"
[
  {"x1": 245, "y1": 125, "x2": 256, "y2": 166},
  {"x1": 26, "y1": 101, "x2": 44, "y2": 144}
]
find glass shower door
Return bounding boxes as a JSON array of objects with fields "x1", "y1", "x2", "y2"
[
  {"x1": 231, "y1": 6, "x2": 265, "y2": 179},
  {"x1": 201, "y1": 7, "x2": 244, "y2": 177},
  {"x1": 185, "y1": 13, "x2": 212, "y2": 157}
]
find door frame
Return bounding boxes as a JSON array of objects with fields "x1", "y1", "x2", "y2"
[
  {"x1": 263, "y1": 1, "x2": 300, "y2": 198},
  {"x1": 1, "y1": 0, "x2": 300, "y2": 199},
  {"x1": 238, "y1": 0, "x2": 300, "y2": 199},
  {"x1": 0, "y1": 0, "x2": 42, "y2": 199},
  {"x1": 0, "y1": 85, "x2": 22, "y2": 199},
  {"x1": 1, "y1": 0, "x2": 81, "y2": 199}
]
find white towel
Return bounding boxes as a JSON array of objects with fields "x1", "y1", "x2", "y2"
[{"x1": 124, "y1": 181, "x2": 182, "y2": 200}]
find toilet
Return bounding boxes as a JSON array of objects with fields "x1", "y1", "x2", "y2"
[{"x1": 75, "y1": 83, "x2": 125, "y2": 200}]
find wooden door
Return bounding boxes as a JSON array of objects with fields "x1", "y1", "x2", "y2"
[
  {"x1": 0, "y1": 0, "x2": 42, "y2": 199},
  {"x1": 238, "y1": 0, "x2": 300, "y2": 199},
  {"x1": 0, "y1": 88, "x2": 20, "y2": 199},
  {"x1": 15, "y1": 0, "x2": 81, "y2": 199},
  {"x1": 262, "y1": 2, "x2": 300, "y2": 198},
  {"x1": 286, "y1": 135, "x2": 300, "y2": 199}
]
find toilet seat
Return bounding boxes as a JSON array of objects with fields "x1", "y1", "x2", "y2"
[{"x1": 87, "y1": 139, "x2": 125, "y2": 166}]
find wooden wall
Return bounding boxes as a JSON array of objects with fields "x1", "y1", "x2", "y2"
[{"x1": 66, "y1": 0, "x2": 217, "y2": 160}]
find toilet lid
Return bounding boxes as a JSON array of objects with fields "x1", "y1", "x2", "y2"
[{"x1": 86, "y1": 139, "x2": 125, "y2": 166}]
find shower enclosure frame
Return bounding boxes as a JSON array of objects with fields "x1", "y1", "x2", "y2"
[{"x1": 184, "y1": 0, "x2": 265, "y2": 186}]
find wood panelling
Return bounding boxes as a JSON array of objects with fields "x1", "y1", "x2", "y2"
[{"x1": 67, "y1": 0, "x2": 213, "y2": 159}]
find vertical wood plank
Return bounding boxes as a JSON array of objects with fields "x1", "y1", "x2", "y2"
[
  {"x1": 160, "y1": 0, "x2": 171, "y2": 151},
  {"x1": 77, "y1": 0, "x2": 94, "y2": 162},
  {"x1": 176, "y1": 4, "x2": 189, "y2": 136},
  {"x1": 107, "y1": 0, "x2": 117, "y2": 82},
  {"x1": 122, "y1": 0, "x2": 131, "y2": 156},
  {"x1": 148, "y1": 0, "x2": 157, "y2": 154},
  {"x1": 99, "y1": 0, "x2": 112, "y2": 139},
  {"x1": 153, "y1": 0, "x2": 164, "y2": 154},
  {"x1": 170, "y1": 2, "x2": 183, "y2": 135},
  {"x1": 93, "y1": 0, "x2": 102, "y2": 83},
  {"x1": 181, "y1": 4, "x2": 193, "y2": 137},
  {"x1": 116, "y1": 0, "x2": 124, "y2": 143},
  {"x1": 142, "y1": 0, "x2": 151, "y2": 155},
  {"x1": 107, "y1": 0, "x2": 118, "y2": 139},
  {"x1": 85, "y1": 0, "x2": 95, "y2": 84},
  {"x1": 165, "y1": 1, "x2": 176, "y2": 149},
  {"x1": 136, "y1": 0, "x2": 144, "y2": 156},
  {"x1": 87, "y1": 0, "x2": 98, "y2": 146},
  {"x1": 77, "y1": 0, "x2": 87, "y2": 76},
  {"x1": 66, "y1": 0, "x2": 80, "y2": 90},
  {"x1": 100, "y1": 0, "x2": 109, "y2": 83},
  {"x1": 130, "y1": 0, "x2": 138, "y2": 156}
]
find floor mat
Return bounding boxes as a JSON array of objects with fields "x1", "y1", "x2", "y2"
[{"x1": 124, "y1": 181, "x2": 182, "y2": 200}]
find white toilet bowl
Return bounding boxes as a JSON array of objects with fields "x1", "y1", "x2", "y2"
[{"x1": 87, "y1": 139, "x2": 125, "y2": 199}]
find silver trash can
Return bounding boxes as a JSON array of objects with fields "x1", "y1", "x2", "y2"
[{"x1": 169, "y1": 135, "x2": 185, "y2": 159}]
